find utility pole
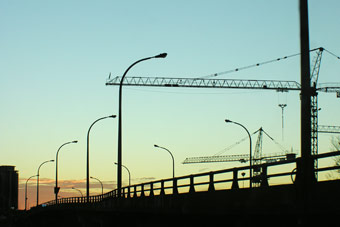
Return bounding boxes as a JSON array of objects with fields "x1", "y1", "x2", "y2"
[
  {"x1": 299, "y1": 0, "x2": 315, "y2": 182},
  {"x1": 298, "y1": 0, "x2": 316, "y2": 214}
]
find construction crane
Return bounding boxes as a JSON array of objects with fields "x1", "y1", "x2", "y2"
[
  {"x1": 182, "y1": 127, "x2": 296, "y2": 165},
  {"x1": 182, "y1": 127, "x2": 296, "y2": 187},
  {"x1": 106, "y1": 47, "x2": 340, "y2": 174}
]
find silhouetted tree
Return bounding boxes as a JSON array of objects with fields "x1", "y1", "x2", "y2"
[
  {"x1": 326, "y1": 136, "x2": 340, "y2": 179},
  {"x1": 331, "y1": 136, "x2": 340, "y2": 174}
]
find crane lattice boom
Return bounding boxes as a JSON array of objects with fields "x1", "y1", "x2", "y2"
[
  {"x1": 106, "y1": 76, "x2": 301, "y2": 91},
  {"x1": 106, "y1": 76, "x2": 340, "y2": 94},
  {"x1": 182, "y1": 152, "x2": 296, "y2": 164},
  {"x1": 318, "y1": 125, "x2": 340, "y2": 134}
]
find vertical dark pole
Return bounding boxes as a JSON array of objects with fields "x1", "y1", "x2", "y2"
[
  {"x1": 87, "y1": 127, "x2": 90, "y2": 201},
  {"x1": 87, "y1": 116, "x2": 115, "y2": 202},
  {"x1": 117, "y1": 57, "x2": 153, "y2": 197},
  {"x1": 300, "y1": 0, "x2": 311, "y2": 157},
  {"x1": 36, "y1": 160, "x2": 54, "y2": 206},
  {"x1": 117, "y1": 78, "x2": 123, "y2": 197},
  {"x1": 117, "y1": 53, "x2": 166, "y2": 197},
  {"x1": 36, "y1": 172, "x2": 40, "y2": 206},
  {"x1": 298, "y1": 0, "x2": 315, "y2": 212},
  {"x1": 55, "y1": 152, "x2": 59, "y2": 203}
]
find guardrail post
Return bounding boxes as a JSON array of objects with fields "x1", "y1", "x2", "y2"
[
  {"x1": 260, "y1": 165, "x2": 269, "y2": 187},
  {"x1": 127, "y1": 186, "x2": 131, "y2": 198},
  {"x1": 141, "y1": 184, "x2": 145, "y2": 197},
  {"x1": 231, "y1": 168, "x2": 239, "y2": 189},
  {"x1": 208, "y1": 172, "x2": 215, "y2": 192},
  {"x1": 173, "y1": 178, "x2": 178, "y2": 195},
  {"x1": 122, "y1": 187, "x2": 125, "y2": 198},
  {"x1": 160, "y1": 180, "x2": 165, "y2": 195},
  {"x1": 149, "y1": 183, "x2": 154, "y2": 197},
  {"x1": 189, "y1": 175, "x2": 195, "y2": 193},
  {"x1": 134, "y1": 185, "x2": 138, "y2": 198}
]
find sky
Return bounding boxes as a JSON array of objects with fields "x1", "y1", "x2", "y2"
[{"x1": 1, "y1": 0, "x2": 340, "y2": 210}]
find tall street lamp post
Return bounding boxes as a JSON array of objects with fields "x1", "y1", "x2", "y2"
[
  {"x1": 225, "y1": 119, "x2": 252, "y2": 189},
  {"x1": 154, "y1": 144, "x2": 175, "y2": 178},
  {"x1": 55, "y1": 140, "x2": 78, "y2": 203},
  {"x1": 114, "y1": 162, "x2": 131, "y2": 186},
  {"x1": 117, "y1": 53, "x2": 167, "y2": 197},
  {"x1": 90, "y1": 176, "x2": 104, "y2": 196},
  {"x1": 87, "y1": 115, "x2": 116, "y2": 202},
  {"x1": 25, "y1": 175, "x2": 37, "y2": 210},
  {"x1": 36, "y1": 159, "x2": 54, "y2": 206}
]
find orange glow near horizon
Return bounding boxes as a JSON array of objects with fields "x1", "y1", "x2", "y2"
[{"x1": 18, "y1": 178, "x2": 115, "y2": 210}]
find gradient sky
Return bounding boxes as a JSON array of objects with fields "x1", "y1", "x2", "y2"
[{"x1": 1, "y1": 0, "x2": 340, "y2": 210}]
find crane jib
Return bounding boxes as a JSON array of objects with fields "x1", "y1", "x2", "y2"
[{"x1": 106, "y1": 76, "x2": 302, "y2": 91}]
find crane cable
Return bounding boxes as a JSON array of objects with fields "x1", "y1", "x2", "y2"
[
  {"x1": 324, "y1": 48, "x2": 340, "y2": 60},
  {"x1": 213, "y1": 128, "x2": 288, "y2": 156},
  {"x1": 262, "y1": 129, "x2": 289, "y2": 153},
  {"x1": 200, "y1": 47, "x2": 340, "y2": 79},
  {"x1": 213, "y1": 129, "x2": 260, "y2": 156}
]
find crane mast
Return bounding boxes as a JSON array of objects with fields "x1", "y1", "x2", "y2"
[
  {"x1": 310, "y1": 48, "x2": 323, "y2": 173},
  {"x1": 253, "y1": 128, "x2": 264, "y2": 187}
]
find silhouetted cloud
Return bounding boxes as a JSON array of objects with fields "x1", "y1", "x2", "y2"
[{"x1": 137, "y1": 177, "x2": 156, "y2": 181}]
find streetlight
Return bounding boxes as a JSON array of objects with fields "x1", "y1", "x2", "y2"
[
  {"x1": 87, "y1": 115, "x2": 116, "y2": 202},
  {"x1": 114, "y1": 162, "x2": 131, "y2": 186},
  {"x1": 154, "y1": 144, "x2": 175, "y2": 178},
  {"x1": 55, "y1": 140, "x2": 78, "y2": 203},
  {"x1": 117, "y1": 53, "x2": 167, "y2": 197},
  {"x1": 25, "y1": 175, "x2": 37, "y2": 210},
  {"x1": 72, "y1": 187, "x2": 83, "y2": 197},
  {"x1": 90, "y1": 176, "x2": 104, "y2": 195},
  {"x1": 36, "y1": 159, "x2": 54, "y2": 206},
  {"x1": 225, "y1": 119, "x2": 252, "y2": 189}
]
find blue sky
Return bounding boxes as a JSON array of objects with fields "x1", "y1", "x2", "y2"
[{"x1": 1, "y1": 1, "x2": 340, "y2": 209}]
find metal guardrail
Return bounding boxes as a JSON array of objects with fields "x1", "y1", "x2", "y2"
[{"x1": 41, "y1": 151, "x2": 340, "y2": 207}]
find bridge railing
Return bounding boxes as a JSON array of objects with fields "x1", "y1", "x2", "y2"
[{"x1": 42, "y1": 151, "x2": 340, "y2": 207}]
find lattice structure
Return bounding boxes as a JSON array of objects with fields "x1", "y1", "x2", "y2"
[{"x1": 106, "y1": 76, "x2": 301, "y2": 91}]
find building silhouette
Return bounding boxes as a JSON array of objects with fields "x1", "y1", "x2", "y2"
[{"x1": 0, "y1": 166, "x2": 18, "y2": 212}]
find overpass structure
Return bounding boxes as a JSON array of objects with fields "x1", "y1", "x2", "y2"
[{"x1": 16, "y1": 151, "x2": 340, "y2": 226}]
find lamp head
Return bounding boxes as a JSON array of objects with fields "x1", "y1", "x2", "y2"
[
  {"x1": 72, "y1": 140, "x2": 78, "y2": 143},
  {"x1": 225, "y1": 119, "x2": 233, "y2": 123},
  {"x1": 114, "y1": 162, "x2": 118, "y2": 165},
  {"x1": 109, "y1": 115, "x2": 117, "y2": 118},
  {"x1": 154, "y1": 53, "x2": 167, "y2": 58},
  {"x1": 154, "y1": 144, "x2": 159, "y2": 148},
  {"x1": 50, "y1": 160, "x2": 55, "y2": 162}
]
